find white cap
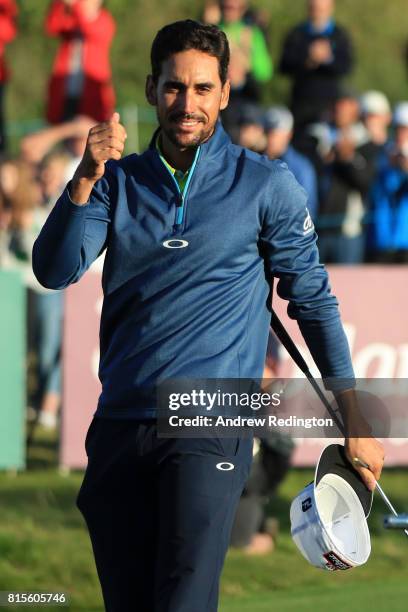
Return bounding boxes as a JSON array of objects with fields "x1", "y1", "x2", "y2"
[
  {"x1": 360, "y1": 91, "x2": 390, "y2": 116},
  {"x1": 290, "y1": 444, "x2": 372, "y2": 571},
  {"x1": 264, "y1": 106, "x2": 294, "y2": 132},
  {"x1": 394, "y1": 102, "x2": 408, "y2": 127}
]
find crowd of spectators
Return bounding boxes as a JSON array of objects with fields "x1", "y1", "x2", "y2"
[
  {"x1": 201, "y1": 0, "x2": 408, "y2": 265},
  {"x1": 0, "y1": 1, "x2": 115, "y2": 430}
]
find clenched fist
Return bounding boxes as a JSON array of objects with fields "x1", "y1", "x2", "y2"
[{"x1": 71, "y1": 112, "x2": 127, "y2": 205}]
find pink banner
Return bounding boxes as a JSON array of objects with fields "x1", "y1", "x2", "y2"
[
  {"x1": 60, "y1": 271, "x2": 102, "y2": 470},
  {"x1": 274, "y1": 266, "x2": 408, "y2": 379},
  {"x1": 273, "y1": 266, "x2": 408, "y2": 466},
  {"x1": 61, "y1": 266, "x2": 408, "y2": 468}
]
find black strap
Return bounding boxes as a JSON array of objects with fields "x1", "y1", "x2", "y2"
[{"x1": 270, "y1": 309, "x2": 345, "y2": 434}]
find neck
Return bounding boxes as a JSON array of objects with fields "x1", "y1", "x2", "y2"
[
  {"x1": 159, "y1": 132, "x2": 197, "y2": 172},
  {"x1": 310, "y1": 17, "x2": 331, "y2": 31},
  {"x1": 222, "y1": 10, "x2": 244, "y2": 24}
]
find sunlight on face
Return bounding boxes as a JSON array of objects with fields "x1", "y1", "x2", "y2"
[{"x1": 148, "y1": 49, "x2": 230, "y2": 149}]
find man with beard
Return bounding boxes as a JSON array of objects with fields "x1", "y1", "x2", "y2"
[{"x1": 33, "y1": 20, "x2": 384, "y2": 612}]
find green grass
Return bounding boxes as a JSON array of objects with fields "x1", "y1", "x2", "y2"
[{"x1": 0, "y1": 427, "x2": 407, "y2": 611}]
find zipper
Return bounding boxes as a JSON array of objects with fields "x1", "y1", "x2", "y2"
[
  {"x1": 172, "y1": 147, "x2": 201, "y2": 233},
  {"x1": 156, "y1": 145, "x2": 201, "y2": 234}
]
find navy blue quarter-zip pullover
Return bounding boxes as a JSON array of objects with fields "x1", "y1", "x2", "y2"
[{"x1": 33, "y1": 123, "x2": 354, "y2": 418}]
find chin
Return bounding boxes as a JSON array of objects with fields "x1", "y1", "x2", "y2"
[
  {"x1": 165, "y1": 125, "x2": 214, "y2": 148},
  {"x1": 176, "y1": 133, "x2": 203, "y2": 147},
  {"x1": 169, "y1": 135, "x2": 200, "y2": 149}
]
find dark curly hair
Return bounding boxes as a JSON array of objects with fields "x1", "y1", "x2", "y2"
[{"x1": 150, "y1": 20, "x2": 230, "y2": 85}]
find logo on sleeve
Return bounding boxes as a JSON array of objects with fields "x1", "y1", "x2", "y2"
[{"x1": 303, "y1": 208, "x2": 314, "y2": 236}]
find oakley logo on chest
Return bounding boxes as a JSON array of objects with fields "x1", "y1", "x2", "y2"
[
  {"x1": 162, "y1": 239, "x2": 189, "y2": 249},
  {"x1": 216, "y1": 462, "x2": 235, "y2": 471}
]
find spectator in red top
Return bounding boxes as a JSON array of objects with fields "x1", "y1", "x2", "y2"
[
  {"x1": 45, "y1": 0, "x2": 116, "y2": 124},
  {"x1": 0, "y1": 0, "x2": 18, "y2": 150}
]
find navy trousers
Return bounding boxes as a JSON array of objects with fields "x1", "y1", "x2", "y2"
[{"x1": 76, "y1": 417, "x2": 253, "y2": 612}]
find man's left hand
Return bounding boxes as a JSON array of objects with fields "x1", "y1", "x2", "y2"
[
  {"x1": 344, "y1": 436, "x2": 385, "y2": 491},
  {"x1": 335, "y1": 389, "x2": 385, "y2": 491}
]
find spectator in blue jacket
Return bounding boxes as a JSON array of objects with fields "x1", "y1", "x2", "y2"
[
  {"x1": 369, "y1": 102, "x2": 408, "y2": 262},
  {"x1": 264, "y1": 106, "x2": 318, "y2": 219}
]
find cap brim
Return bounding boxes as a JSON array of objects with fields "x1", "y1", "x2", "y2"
[{"x1": 315, "y1": 444, "x2": 373, "y2": 517}]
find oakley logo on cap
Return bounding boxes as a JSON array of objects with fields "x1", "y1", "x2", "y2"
[
  {"x1": 162, "y1": 239, "x2": 189, "y2": 249},
  {"x1": 216, "y1": 462, "x2": 235, "y2": 471}
]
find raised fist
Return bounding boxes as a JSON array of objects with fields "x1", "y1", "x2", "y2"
[
  {"x1": 71, "y1": 112, "x2": 127, "y2": 204},
  {"x1": 75, "y1": 112, "x2": 127, "y2": 183}
]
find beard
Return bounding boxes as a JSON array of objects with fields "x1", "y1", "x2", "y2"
[{"x1": 157, "y1": 110, "x2": 216, "y2": 149}]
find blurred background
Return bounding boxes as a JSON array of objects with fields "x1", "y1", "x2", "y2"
[
  {"x1": 1, "y1": 1, "x2": 408, "y2": 610},
  {"x1": 5, "y1": 0, "x2": 408, "y2": 146}
]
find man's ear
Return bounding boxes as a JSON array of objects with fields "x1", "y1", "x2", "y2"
[
  {"x1": 145, "y1": 75, "x2": 157, "y2": 106},
  {"x1": 220, "y1": 79, "x2": 230, "y2": 111}
]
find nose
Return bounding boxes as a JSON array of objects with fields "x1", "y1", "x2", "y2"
[{"x1": 178, "y1": 88, "x2": 196, "y2": 115}]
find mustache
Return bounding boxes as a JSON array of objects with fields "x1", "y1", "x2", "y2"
[{"x1": 169, "y1": 112, "x2": 205, "y2": 122}]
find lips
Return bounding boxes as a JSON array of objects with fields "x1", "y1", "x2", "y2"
[
  {"x1": 171, "y1": 116, "x2": 204, "y2": 130},
  {"x1": 172, "y1": 119, "x2": 202, "y2": 132}
]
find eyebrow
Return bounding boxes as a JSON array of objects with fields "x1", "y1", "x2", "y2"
[{"x1": 163, "y1": 80, "x2": 216, "y2": 90}]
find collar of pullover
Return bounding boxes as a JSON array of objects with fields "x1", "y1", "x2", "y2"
[
  {"x1": 148, "y1": 119, "x2": 231, "y2": 165},
  {"x1": 155, "y1": 135, "x2": 192, "y2": 193},
  {"x1": 305, "y1": 19, "x2": 335, "y2": 36}
]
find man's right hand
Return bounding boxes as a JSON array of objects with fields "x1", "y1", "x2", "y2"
[{"x1": 71, "y1": 112, "x2": 127, "y2": 205}]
